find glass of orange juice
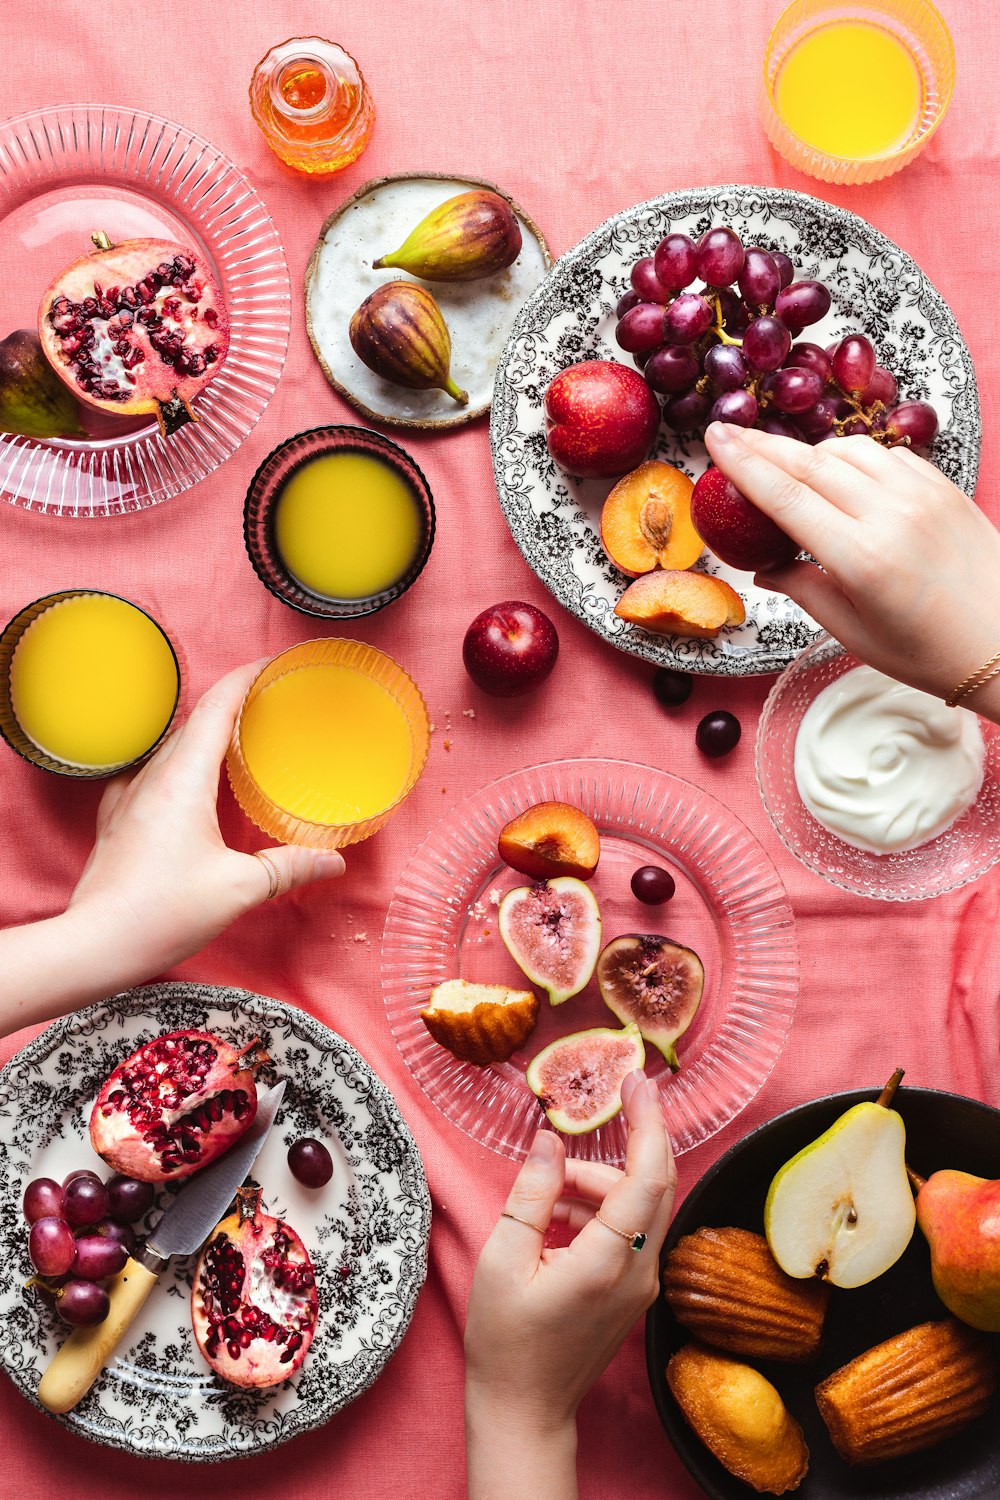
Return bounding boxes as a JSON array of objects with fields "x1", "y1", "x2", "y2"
[
  {"x1": 227, "y1": 639, "x2": 430, "y2": 849},
  {"x1": 0, "y1": 590, "x2": 180, "y2": 777},
  {"x1": 760, "y1": 0, "x2": 955, "y2": 184},
  {"x1": 244, "y1": 427, "x2": 435, "y2": 620}
]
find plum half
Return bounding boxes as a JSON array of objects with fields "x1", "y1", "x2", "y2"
[{"x1": 597, "y1": 933, "x2": 704, "y2": 1071}]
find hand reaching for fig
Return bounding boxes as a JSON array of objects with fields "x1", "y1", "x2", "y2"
[
  {"x1": 704, "y1": 423, "x2": 1000, "y2": 719},
  {"x1": 464, "y1": 1072, "x2": 675, "y2": 1499}
]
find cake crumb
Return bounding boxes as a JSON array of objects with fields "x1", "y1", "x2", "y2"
[
  {"x1": 352, "y1": 931, "x2": 368, "y2": 943},
  {"x1": 482, "y1": 925, "x2": 491, "y2": 936},
  {"x1": 443, "y1": 738, "x2": 452, "y2": 752},
  {"x1": 463, "y1": 708, "x2": 476, "y2": 718},
  {"x1": 488, "y1": 887, "x2": 502, "y2": 906},
  {"x1": 470, "y1": 900, "x2": 486, "y2": 919}
]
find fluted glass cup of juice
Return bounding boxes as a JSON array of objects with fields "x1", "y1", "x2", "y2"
[{"x1": 227, "y1": 640, "x2": 430, "y2": 849}]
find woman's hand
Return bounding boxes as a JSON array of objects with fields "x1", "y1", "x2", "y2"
[
  {"x1": 704, "y1": 423, "x2": 1000, "y2": 709},
  {"x1": 464, "y1": 1072, "x2": 675, "y2": 1499}
]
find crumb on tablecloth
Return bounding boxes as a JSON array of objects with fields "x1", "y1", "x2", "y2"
[
  {"x1": 443, "y1": 738, "x2": 452, "y2": 751},
  {"x1": 488, "y1": 888, "x2": 502, "y2": 906},
  {"x1": 463, "y1": 708, "x2": 476, "y2": 718},
  {"x1": 352, "y1": 931, "x2": 368, "y2": 943}
]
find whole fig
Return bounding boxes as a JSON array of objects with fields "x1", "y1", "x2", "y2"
[
  {"x1": 373, "y1": 190, "x2": 522, "y2": 282},
  {"x1": 0, "y1": 330, "x2": 84, "y2": 439},
  {"x1": 349, "y1": 281, "x2": 468, "y2": 404}
]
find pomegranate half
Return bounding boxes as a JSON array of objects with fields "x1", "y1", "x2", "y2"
[
  {"x1": 89, "y1": 1030, "x2": 265, "y2": 1183},
  {"x1": 38, "y1": 233, "x2": 229, "y2": 436},
  {"x1": 192, "y1": 1185, "x2": 318, "y2": 1387}
]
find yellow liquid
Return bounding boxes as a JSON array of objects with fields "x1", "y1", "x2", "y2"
[
  {"x1": 776, "y1": 21, "x2": 922, "y2": 159},
  {"x1": 239, "y1": 664, "x2": 413, "y2": 824},
  {"x1": 10, "y1": 594, "x2": 178, "y2": 769},
  {"x1": 273, "y1": 451, "x2": 423, "y2": 601}
]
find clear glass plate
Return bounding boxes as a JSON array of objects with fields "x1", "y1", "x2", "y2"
[
  {"x1": 382, "y1": 758, "x2": 798, "y2": 1165},
  {"x1": 0, "y1": 105, "x2": 291, "y2": 517}
]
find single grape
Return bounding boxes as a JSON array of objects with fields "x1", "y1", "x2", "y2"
[
  {"x1": 759, "y1": 414, "x2": 803, "y2": 440},
  {"x1": 663, "y1": 293, "x2": 713, "y2": 346},
  {"x1": 767, "y1": 366, "x2": 824, "y2": 414},
  {"x1": 742, "y1": 315, "x2": 792, "y2": 373},
  {"x1": 738, "y1": 247, "x2": 780, "y2": 309},
  {"x1": 106, "y1": 1175, "x2": 154, "y2": 1224},
  {"x1": 71, "y1": 1235, "x2": 129, "y2": 1282},
  {"x1": 288, "y1": 1138, "x2": 334, "y2": 1188},
  {"x1": 644, "y1": 344, "x2": 699, "y2": 395},
  {"x1": 772, "y1": 251, "x2": 794, "y2": 289},
  {"x1": 62, "y1": 1169, "x2": 101, "y2": 1190},
  {"x1": 885, "y1": 400, "x2": 939, "y2": 448},
  {"x1": 696, "y1": 226, "x2": 745, "y2": 287},
  {"x1": 29, "y1": 1216, "x2": 76, "y2": 1278},
  {"x1": 795, "y1": 396, "x2": 839, "y2": 440},
  {"x1": 716, "y1": 288, "x2": 750, "y2": 337},
  {"x1": 631, "y1": 866, "x2": 677, "y2": 904},
  {"x1": 633, "y1": 349, "x2": 652, "y2": 369},
  {"x1": 775, "y1": 280, "x2": 832, "y2": 335},
  {"x1": 709, "y1": 389, "x2": 758, "y2": 427},
  {"x1": 615, "y1": 303, "x2": 668, "y2": 354},
  {"x1": 95, "y1": 1217, "x2": 137, "y2": 1255},
  {"x1": 704, "y1": 343, "x2": 748, "y2": 392},
  {"x1": 653, "y1": 232, "x2": 699, "y2": 292},
  {"x1": 630, "y1": 256, "x2": 669, "y2": 305},
  {"x1": 696, "y1": 711, "x2": 742, "y2": 757},
  {"x1": 653, "y1": 667, "x2": 694, "y2": 707},
  {"x1": 859, "y1": 366, "x2": 898, "y2": 408},
  {"x1": 23, "y1": 1178, "x2": 64, "y2": 1226},
  {"x1": 831, "y1": 334, "x2": 877, "y2": 394},
  {"x1": 57, "y1": 1279, "x2": 110, "y2": 1328},
  {"x1": 616, "y1": 289, "x2": 642, "y2": 320},
  {"x1": 663, "y1": 388, "x2": 711, "y2": 431},
  {"x1": 63, "y1": 1176, "x2": 109, "y2": 1230},
  {"x1": 785, "y1": 341, "x2": 833, "y2": 384}
]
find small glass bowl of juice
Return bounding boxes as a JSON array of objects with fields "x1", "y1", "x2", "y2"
[
  {"x1": 249, "y1": 36, "x2": 375, "y2": 175},
  {"x1": 760, "y1": 0, "x2": 955, "y2": 184},
  {"x1": 226, "y1": 638, "x2": 430, "y2": 849},
  {"x1": 0, "y1": 590, "x2": 180, "y2": 777},
  {"x1": 244, "y1": 426, "x2": 436, "y2": 620}
]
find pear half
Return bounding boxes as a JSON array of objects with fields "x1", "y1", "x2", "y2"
[{"x1": 764, "y1": 1094, "x2": 916, "y2": 1289}]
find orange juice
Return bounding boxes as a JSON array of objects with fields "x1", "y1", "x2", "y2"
[
  {"x1": 273, "y1": 450, "x2": 423, "y2": 601},
  {"x1": 249, "y1": 37, "x2": 374, "y2": 174},
  {"x1": 9, "y1": 594, "x2": 178, "y2": 769},
  {"x1": 239, "y1": 663, "x2": 414, "y2": 824},
  {"x1": 775, "y1": 21, "x2": 922, "y2": 158}
]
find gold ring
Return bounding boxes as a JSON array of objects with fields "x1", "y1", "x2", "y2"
[
  {"x1": 500, "y1": 1210, "x2": 546, "y2": 1235},
  {"x1": 254, "y1": 850, "x2": 282, "y2": 901},
  {"x1": 595, "y1": 1211, "x2": 647, "y2": 1252}
]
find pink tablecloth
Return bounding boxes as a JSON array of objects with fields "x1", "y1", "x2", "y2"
[{"x1": 2, "y1": 2, "x2": 999, "y2": 1496}]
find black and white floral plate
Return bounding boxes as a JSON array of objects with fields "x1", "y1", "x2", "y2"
[
  {"x1": 490, "y1": 184, "x2": 981, "y2": 676},
  {"x1": 0, "y1": 983, "x2": 430, "y2": 1460}
]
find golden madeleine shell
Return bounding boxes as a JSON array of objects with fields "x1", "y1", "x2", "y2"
[
  {"x1": 815, "y1": 1318, "x2": 997, "y2": 1465},
  {"x1": 420, "y1": 979, "x2": 539, "y2": 1065},
  {"x1": 662, "y1": 1226, "x2": 831, "y2": 1362}
]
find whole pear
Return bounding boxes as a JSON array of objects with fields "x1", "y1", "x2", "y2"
[
  {"x1": 914, "y1": 1169, "x2": 1000, "y2": 1331},
  {"x1": 0, "y1": 330, "x2": 84, "y2": 438}
]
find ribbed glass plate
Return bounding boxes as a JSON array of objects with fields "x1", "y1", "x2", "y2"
[
  {"x1": 0, "y1": 105, "x2": 290, "y2": 516},
  {"x1": 382, "y1": 759, "x2": 798, "y2": 1165}
]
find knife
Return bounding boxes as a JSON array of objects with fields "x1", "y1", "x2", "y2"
[{"x1": 37, "y1": 1080, "x2": 286, "y2": 1415}]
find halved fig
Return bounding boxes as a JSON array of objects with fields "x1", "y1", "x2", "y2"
[
  {"x1": 498, "y1": 800, "x2": 600, "y2": 881},
  {"x1": 499, "y1": 877, "x2": 601, "y2": 1005},
  {"x1": 526, "y1": 1023, "x2": 645, "y2": 1133},
  {"x1": 597, "y1": 934, "x2": 704, "y2": 1071}
]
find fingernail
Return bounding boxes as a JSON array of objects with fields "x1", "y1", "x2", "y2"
[
  {"x1": 645, "y1": 1078, "x2": 661, "y2": 1105},
  {"x1": 621, "y1": 1069, "x2": 645, "y2": 1106},
  {"x1": 707, "y1": 420, "x2": 738, "y2": 445},
  {"x1": 316, "y1": 853, "x2": 346, "y2": 878},
  {"x1": 528, "y1": 1129, "x2": 560, "y2": 1161}
]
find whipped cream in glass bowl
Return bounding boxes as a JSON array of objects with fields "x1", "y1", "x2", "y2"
[{"x1": 756, "y1": 635, "x2": 1000, "y2": 900}]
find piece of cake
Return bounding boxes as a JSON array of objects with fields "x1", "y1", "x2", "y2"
[
  {"x1": 666, "y1": 1342, "x2": 809, "y2": 1495},
  {"x1": 662, "y1": 1226, "x2": 831, "y2": 1362},
  {"x1": 420, "y1": 979, "x2": 539, "y2": 1065},
  {"x1": 815, "y1": 1318, "x2": 997, "y2": 1464}
]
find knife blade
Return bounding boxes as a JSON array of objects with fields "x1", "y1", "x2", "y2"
[{"x1": 37, "y1": 1080, "x2": 286, "y2": 1415}]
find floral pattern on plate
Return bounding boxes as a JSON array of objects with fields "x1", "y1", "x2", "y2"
[
  {"x1": 0, "y1": 983, "x2": 430, "y2": 1460},
  {"x1": 490, "y1": 183, "x2": 980, "y2": 676}
]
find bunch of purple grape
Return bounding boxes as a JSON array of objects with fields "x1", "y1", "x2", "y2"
[
  {"x1": 23, "y1": 1167, "x2": 154, "y2": 1327},
  {"x1": 615, "y1": 226, "x2": 938, "y2": 450}
]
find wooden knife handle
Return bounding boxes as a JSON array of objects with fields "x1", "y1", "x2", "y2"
[{"x1": 37, "y1": 1256, "x2": 159, "y2": 1414}]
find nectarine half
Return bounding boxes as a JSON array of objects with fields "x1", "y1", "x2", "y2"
[
  {"x1": 498, "y1": 800, "x2": 601, "y2": 881},
  {"x1": 600, "y1": 461, "x2": 703, "y2": 576},
  {"x1": 614, "y1": 570, "x2": 746, "y2": 638}
]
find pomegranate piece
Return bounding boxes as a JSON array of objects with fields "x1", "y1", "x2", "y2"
[
  {"x1": 192, "y1": 1185, "x2": 318, "y2": 1388},
  {"x1": 89, "y1": 1030, "x2": 267, "y2": 1183},
  {"x1": 38, "y1": 233, "x2": 229, "y2": 437}
]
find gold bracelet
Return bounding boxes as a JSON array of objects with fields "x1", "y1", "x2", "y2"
[{"x1": 946, "y1": 648, "x2": 1000, "y2": 708}]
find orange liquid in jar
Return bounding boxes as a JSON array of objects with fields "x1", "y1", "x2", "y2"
[{"x1": 250, "y1": 37, "x2": 374, "y2": 174}]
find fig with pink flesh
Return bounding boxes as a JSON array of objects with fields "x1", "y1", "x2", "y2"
[
  {"x1": 498, "y1": 876, "x2": 601, "y2": 1005},
  {"x1": 597, "y1": 933, "x2": 704, "y2": 1072},
  {"x1": 526, "y1": 1023, "x2": 645, "y2": 1134}
]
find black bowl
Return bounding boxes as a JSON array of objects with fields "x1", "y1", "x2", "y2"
[{"x1": 646, "y1": 1087, "x2": 1000, "y2": 1499}]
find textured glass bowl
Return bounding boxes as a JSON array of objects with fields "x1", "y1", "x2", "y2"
[
  {"x1": 756, "y1": 634, "x2": 1000, "y2": 901},
  {"x1": 0, "y1": 104, "x2": 290, "y2": 517},
  {"x1": 0, "y1": 589, "x2": 180, "y2": 777},
  {"x1": 382, "y1": 758, "x2": 798, "y2": 1166},
  {"x1": 760, "y1": 0, "x2": 955, "y2": 184},
  {"x1": 243, "y1": 425, "x2": 435, "y2": 618},
  {"x1": 227, "y1": 638, "x2": 430, "y2": 849}
]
